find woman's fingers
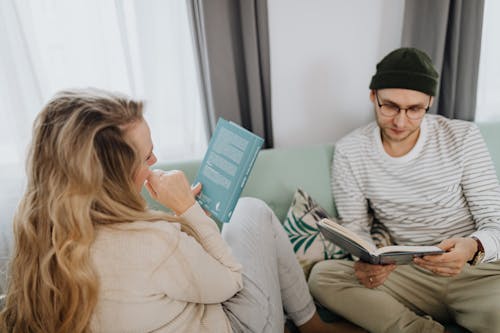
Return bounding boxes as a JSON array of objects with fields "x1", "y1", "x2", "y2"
[
  {"x1": 191, "y1": 182, "x2": 202, "y2": 196},
  {"x1": 144, "y1": 180, "x2": 158, "y2": 201}
]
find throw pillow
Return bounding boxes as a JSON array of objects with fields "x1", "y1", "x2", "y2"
[
  {"x1": 282, "y1": 188, "x2": 348, "y2": 278},
  {"x1": 370, "y1": 218, "x2": 394, "y2": 248},
  {"x1": 282, "y1": 188, "x2": 395, "y2": 278}
]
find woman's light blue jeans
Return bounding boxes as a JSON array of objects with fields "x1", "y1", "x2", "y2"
[{"x1": 221, "y1": 197, "x2": 316, "y2": 333}]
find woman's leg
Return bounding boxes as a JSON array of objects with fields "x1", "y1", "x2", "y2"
[
  {"x1": 221, "y1": 197, "x2": 316, "y2": 332},
  {"x1": 221, "y1": 198, "x2": 365, "y2": 333}
]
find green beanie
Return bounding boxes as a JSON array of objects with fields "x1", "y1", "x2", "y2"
[{"x1": 369, "y1": 47, "x2": 439, "y2": 96}]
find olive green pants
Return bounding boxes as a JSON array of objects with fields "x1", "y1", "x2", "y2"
[{"x1": 308, "y1": 259, "x2": 500, "y2": 333}]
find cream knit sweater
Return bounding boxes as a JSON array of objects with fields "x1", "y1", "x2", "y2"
[{"x1": 89, "y1": 202, "x2": 243, "y2": 332}]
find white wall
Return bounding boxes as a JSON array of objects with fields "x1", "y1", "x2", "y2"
[
  {"x1": 268, "y1": 0, "x2": 405, "y2": 147},
  {"x1": 476, "y1": 0, "x2": 500, "y2": 122}
]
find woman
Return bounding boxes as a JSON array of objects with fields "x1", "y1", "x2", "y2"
[{"x1": 0, "y1": 89, "x2": 363, "y2": 333}]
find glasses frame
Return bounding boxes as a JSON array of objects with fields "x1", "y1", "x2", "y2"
[{"x1": 375, "y1": 91, "x2": 431, "y2": 120}]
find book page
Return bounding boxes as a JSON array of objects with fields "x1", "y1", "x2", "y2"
[
  {"x1": 318, "y1": 218, "x2": 445, "y2": 264},
  {"x1": 373, "y1": 245, "x2": 444, "y2": 256},
  {"x1": 319, "y1": 219, "x2": 377, "y2": 252}
]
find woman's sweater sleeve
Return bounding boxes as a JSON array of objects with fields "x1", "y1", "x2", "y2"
[{"x1": 151, "y1": 202, "x2": 243, "y2": 303}]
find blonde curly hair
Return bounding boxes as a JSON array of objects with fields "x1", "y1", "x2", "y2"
[{"x1": 0, "y1": 88, "x2": 188, "y2": 333}]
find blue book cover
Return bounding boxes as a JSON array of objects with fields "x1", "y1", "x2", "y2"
[{"x1": 194, "y1": 118, "x2": 264, "y2": 222}]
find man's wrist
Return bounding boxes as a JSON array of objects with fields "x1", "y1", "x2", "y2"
[{"x1": 468, "y1": 236, "x2": 485, "y2": 265}]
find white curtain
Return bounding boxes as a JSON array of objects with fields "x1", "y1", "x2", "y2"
[
  {"x1": 0, "y1": 0, "x2": 207, "y2": 251},
  {"x1": 476, "y1": 0, "x2": 500, "y2": 122}
]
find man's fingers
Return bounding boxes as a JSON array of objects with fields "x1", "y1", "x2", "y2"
[
  {"x1": 365, "y1": 274, "x2": 386, "y2": 288},
  {"x1": 355, "y1": 262, "x2": 395, "y2": 288},
  {"x1": 415, "y1": 259, "x2": 462, "y2": 276},
  {"x1": 415, "y1": 256, "x2": 459, "y2": 268}
]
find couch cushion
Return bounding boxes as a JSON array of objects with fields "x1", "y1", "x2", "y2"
[
  {"x1": 282, "y1": 188, "x2": 347, "y2": 277},
  {"x1": 282, "y1": 188, "x2": 397, "y2": 278}
]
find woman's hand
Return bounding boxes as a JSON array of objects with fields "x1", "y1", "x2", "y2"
[
  {"x1": 145, "y1": 169, "x2": 200, "y2": 215},
  {"x1": 354, "y1": 260, "x2": 396, "y2": 288}
]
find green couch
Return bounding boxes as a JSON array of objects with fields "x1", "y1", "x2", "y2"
[
  {"x1": 147, "y1": 122, "x2": 500, "y2": 333},
  {"x1": 1, "y1": 122, "x2": 499, "y2": 328}
]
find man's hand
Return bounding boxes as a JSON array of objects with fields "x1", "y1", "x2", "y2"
[
  {"x1": 413, "y1": 237, "x2": 477, "y2": 276},
  {"x1": 354, "y1": 260, "x2": 396, "y2": 288}
]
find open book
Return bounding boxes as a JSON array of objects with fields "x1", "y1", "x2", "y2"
[
  {"x1": 194, "y1": 118, "x2": 264, "y2": 223},
  {"x1": 317, "y1": 218, "x2": 445, "y2": 265}
]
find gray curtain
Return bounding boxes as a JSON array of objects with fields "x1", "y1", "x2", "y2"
[
  {"x1": 401, "y1": 0, "x2": 484, "y2": 121},
  {"x1": 187, "y1": 0, "x2": 273, "y2": 148}
]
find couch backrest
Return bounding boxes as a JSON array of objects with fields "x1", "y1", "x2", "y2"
[
  {"x1": 242, "y1": 144, "x2": 336, "y2": 221},
  {"x1": 477, "y1": 122, "x2": 500, "y2": 178},
  {"x1": 147, "y1": 144, "x2": 336, "y2": 222},
  {"x1": 149, "y1": 121, "x2": 500, "y2": 224}
]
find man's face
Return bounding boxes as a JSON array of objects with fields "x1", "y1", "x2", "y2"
[{"x1": 370, "y1": 88, "x2": 433, "y2": 145}]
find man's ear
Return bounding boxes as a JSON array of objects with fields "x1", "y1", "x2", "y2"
[
  {"x1": 369, "y1": 90, "x2": 376, "y2": 103},
  {"x1": 429, "y1": 96, "x2": 434, "y2": 108}
]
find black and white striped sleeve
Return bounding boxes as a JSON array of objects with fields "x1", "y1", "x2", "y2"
[{"x1": 331, "y1": 145, "x2": 375, "y2": 247}]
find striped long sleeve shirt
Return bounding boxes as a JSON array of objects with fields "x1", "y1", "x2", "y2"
[{"x1": 332, "y1": 114, "x2": 500, "y2": 262}]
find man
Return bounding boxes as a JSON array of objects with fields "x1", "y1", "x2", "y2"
[{"x1": 308, "y1": 47, "x2": 500, "y2": 333}]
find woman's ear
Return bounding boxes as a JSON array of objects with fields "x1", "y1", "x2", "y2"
[{"x1": 429, "y1": 96, "x2": 435, "y2": 108}]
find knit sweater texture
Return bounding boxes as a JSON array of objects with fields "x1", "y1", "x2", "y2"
[{"x1": 89, "y1": 202, "x2": 242, "y2": 332}]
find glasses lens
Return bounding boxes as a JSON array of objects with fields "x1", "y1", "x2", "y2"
[
  {"x1": 379, "y1": 105, "x2": 426, "y2": 120},
  {"x1": 406, "y1": 108, "x2": 426, "y2": 120},
  {"x1": 376, "y1": 91, "x2": 429, "y2": 120},
  {"x1": 380, "y1": 105, "x2": 399, "y2": 117}
]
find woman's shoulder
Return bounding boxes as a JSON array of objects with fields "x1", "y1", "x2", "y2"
[
  {"x1": 101, "y1": 219, "x2": 180, "y2": 232},
  {"x1": 95, "y1": 219, "x2": 181, "y2": 238},
  {"x1": 91, "y1": 220, "x2": 182, "y2": 268}
]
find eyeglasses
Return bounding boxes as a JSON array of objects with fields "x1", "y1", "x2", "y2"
[{"x1": 375, "y1": 91, "x2": 431, "y2": 120}]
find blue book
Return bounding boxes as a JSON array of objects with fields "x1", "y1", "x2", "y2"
[{"x1": 194, "y1": 118, "x2": 264, "y2": 222}]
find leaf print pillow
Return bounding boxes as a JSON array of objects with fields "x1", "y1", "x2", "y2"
[{"x1": 282, "y1": 188, "x2": 348, "y2": 278}]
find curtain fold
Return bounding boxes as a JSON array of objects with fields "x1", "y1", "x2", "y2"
[
  {"x1": 401, "y1": 0, "x2": 485, "y2": 121},
  {"x1": 0, "y1": 1, "x2": 208, "y2": 236},
  {"x1": 187, "y1": 0, "x2": 273, "y2": 148}
]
